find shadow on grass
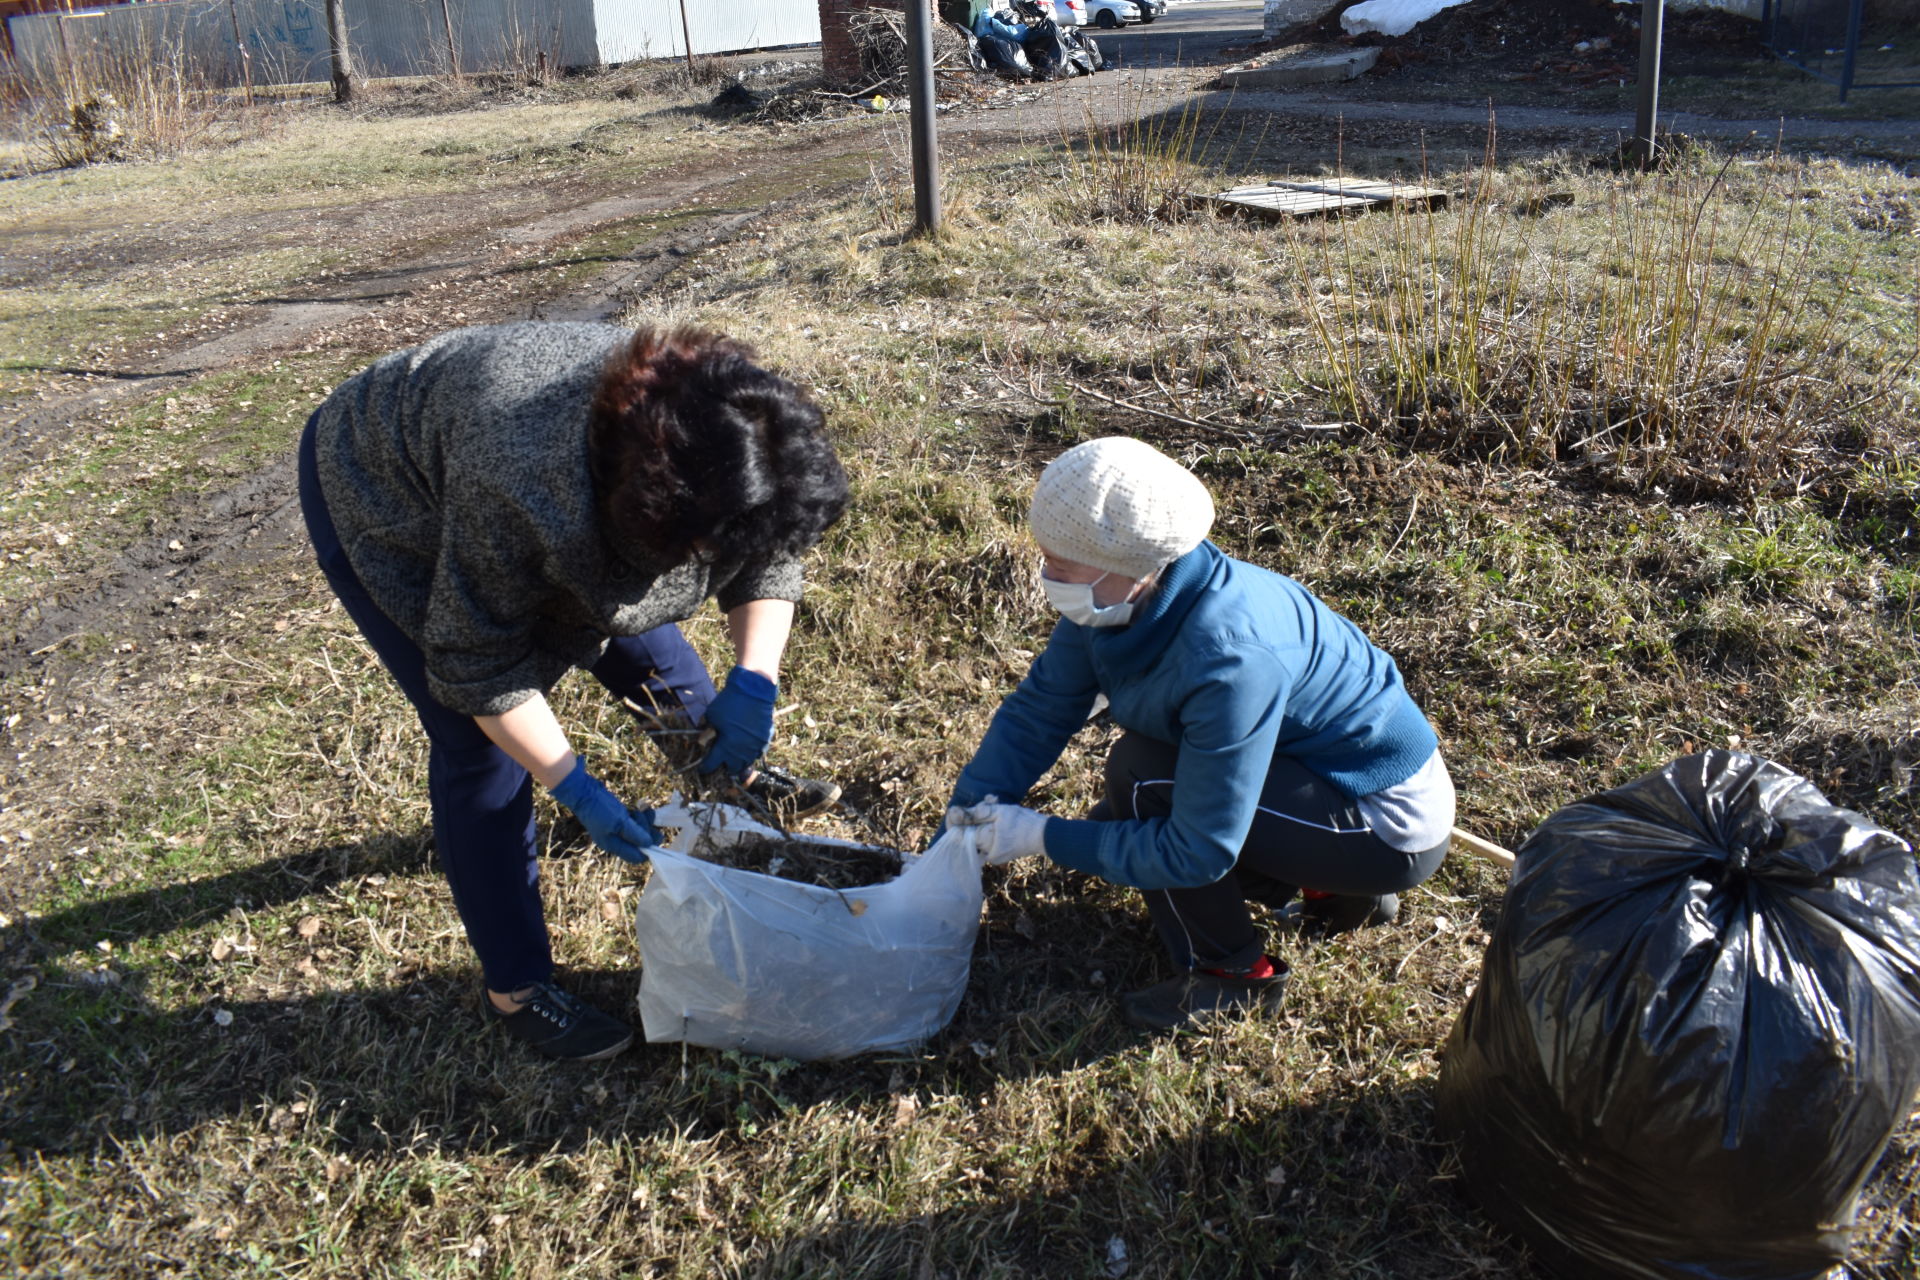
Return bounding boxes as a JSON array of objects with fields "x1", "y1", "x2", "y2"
[
  {"x1": 735, "y1": 1074, "x2": 1528, "y2": 1280},
  {"x1": 0, "y1": 848, "x2": 1155, "y2": 1162},
  {"x1": 4, "y1": 829, "x2": 438, "y2": 957},
  {"x1": 6, "y1": 365, "x2": 187, "y2": 381}
]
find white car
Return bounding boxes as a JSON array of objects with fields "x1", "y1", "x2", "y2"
[
  {"x1": 1036, "y1": 0, "x2": 1088, "y2": 25},
  {"x1": 1085, "y1": 0, "x2": 1152, "y2": 26}
]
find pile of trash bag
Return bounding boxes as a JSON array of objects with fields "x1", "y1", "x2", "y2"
[
  {"x1": 962, "y1": 1, "x2": 1106, "y2": 80},
  {"x1": 1437, "y1": 751, "x2": 1920, "y2": 1279}
]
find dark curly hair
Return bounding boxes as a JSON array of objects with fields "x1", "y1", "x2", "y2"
[{"x1": 588, "y1": 326, "x2": 848, "y2": 571}]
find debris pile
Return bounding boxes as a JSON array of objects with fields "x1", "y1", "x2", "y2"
[
  {"x1": 689, "y1": 831, "x2": 905, "y2": 889},
  {"x1": 847, "y1": 5, "x2": 976, "y2": 94}
]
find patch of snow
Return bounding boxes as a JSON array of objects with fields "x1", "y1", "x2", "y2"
[{"x1": 1339, "y1": 0, "x2": 1470, "y2": 37}]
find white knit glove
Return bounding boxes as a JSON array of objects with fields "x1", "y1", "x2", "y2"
[{"x1": 945, "y1": 798, "x2": 1050, "y2": 865}]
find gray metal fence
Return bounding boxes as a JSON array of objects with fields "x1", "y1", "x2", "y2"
[
  {"x1": 6, "y1": 0, "x2": 821, "y2": 87},
  {"x1": 1760, "y1": 0, "x2": 1920, "y2": 99}
]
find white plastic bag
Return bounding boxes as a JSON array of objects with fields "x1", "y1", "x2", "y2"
[{"x1": 633, "y1": 801, "x2": 983, "y2": 1061}]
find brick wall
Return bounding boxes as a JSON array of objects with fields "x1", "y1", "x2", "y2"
[{"x1": 818, "y1": 0, "x2": 938, "y2": 87}]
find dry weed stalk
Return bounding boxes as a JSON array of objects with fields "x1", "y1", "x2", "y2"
[
  {"x1": 1060, "y1": 86, "x2": 1211, "y2": 225},
  {"x1": 20, "y1": 34, "x2": 247, "y2": 167},
  {"x1": 1285, "y1": 136, "x2": 1917, "y2": 499}
]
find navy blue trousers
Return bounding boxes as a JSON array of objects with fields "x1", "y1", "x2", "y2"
[
  {"x1": 298, "y1": 419, "x2": 713, "y2": 992},
  {"x1": 1100, "y1": 732, "x2": 1449, "y2": 972}
]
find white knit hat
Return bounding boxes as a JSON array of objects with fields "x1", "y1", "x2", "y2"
[{"x1": 1029, "y1": 437, "x2": 1215, "y2": 580}]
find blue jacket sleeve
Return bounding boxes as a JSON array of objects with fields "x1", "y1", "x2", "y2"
[
  {"x1": 950, "y1": 623, "x2": 1101, "y2": 810},
  {"x1": 1043, "y1": 642, "x2": 1291, "y2": 890}
]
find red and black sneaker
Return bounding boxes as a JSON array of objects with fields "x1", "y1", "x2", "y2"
[{"x1": 1119, "y1": 955, "x2": 1290, "y2": 1031}]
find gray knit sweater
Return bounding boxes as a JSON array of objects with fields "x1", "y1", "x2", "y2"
[{"x1": 311, "y1": 322, "x2": 804, "y2": 717}]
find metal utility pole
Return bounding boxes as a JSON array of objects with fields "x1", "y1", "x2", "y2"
[
  {"x1": 325, "y1": 0, "x2": 359, "y2": 103},
  {"x1": 904, "y1": 0, "x2": 941, "y2": 235},
  {"x1": 678, "y1": 0, "x2": 695, "y2": 75},
  {"x1": 1631, "y1": 0, "x2": 1663, "y2": 170}
]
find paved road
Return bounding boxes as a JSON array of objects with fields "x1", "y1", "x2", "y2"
[
  {"x1": 942, "y1": 1, "x2": 1916, "y2": 163},
  {"x1": 1090, "y1": 0, "x2": 1266, "y2": 69}
]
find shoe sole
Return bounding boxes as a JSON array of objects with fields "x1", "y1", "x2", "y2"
[
  {"x1": 570, "y1": 1030, "x2": 635, "y2": 1061},
  {"x1": 1120, "y1": 1001, "x2": 1271, "y2": 1033},
  {"x1": 500, "y1": 1026, "x2": 634, "y2": 1061},
  {"x1": 785, "y1": 781, "x2": 843, "y2": 819},
  {"x1": 1275, "y1": 894, "x2": 1399, "y2": 935}
]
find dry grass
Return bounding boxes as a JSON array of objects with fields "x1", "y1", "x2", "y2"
[
  {"x1": 1286, "y1": 142, "x2": 1918, "y2": 499},
  {"x1": 7, "y1": 44, "x2": 265, "y2": 169},
  {"x1": 2, "y1": 96, "x2": 1919, "y2": 1279}
]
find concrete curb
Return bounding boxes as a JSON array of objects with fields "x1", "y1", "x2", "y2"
[{"x1": 1217, "y1": 46, "x2": 1380, "y2": 89}]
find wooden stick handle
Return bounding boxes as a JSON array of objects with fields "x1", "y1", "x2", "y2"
[{"x1": 1451, "y1": 826, "x2": 1517, "y2": 870}]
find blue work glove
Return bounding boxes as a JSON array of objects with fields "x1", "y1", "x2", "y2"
[
  {"x1": 697, "y1": 665, "x2": 777, "y2": 778},
  {"x1": 549, "y1": 757, "x2": 660, "y2": 864}
]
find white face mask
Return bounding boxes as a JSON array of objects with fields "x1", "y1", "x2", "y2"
[{"x1": 1042, "y1": 572, "x2": 1135, "y2": 628}]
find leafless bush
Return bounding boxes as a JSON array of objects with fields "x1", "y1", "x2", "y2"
[
  {"x1": 1058, "y1": 85, "x2": 1213, "y2": 225},
  {"x1": 16, "y1": 37, "x2": 261, "y2": 169},
  {"x1": 1285, "y1": 144, "x2": 1920, "y2": 500}
]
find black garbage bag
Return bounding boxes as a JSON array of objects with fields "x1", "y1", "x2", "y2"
[
  {"x1": 1019, "y1": 16, "x2": 1078, "y2": 79},
  {"x1": 1437, "y1": 750, "x2": 1920, "y2": 1280},
  {"x1": 972, "y1": 32, "x2": 1033, "y2": 77},
  {"x1": 1021, "y1": 15, "x2": 1098, "y2": 80},
  {"x1": 1065, "y1": 28, "x2": 1105, "y2": 73}
]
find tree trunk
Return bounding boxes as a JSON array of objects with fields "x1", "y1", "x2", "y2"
[
  {"x1": 325, "y1": 0, "x2": 359, "y2": 104},
  {"x1": 438, "y1": 0, "x2": 460, "y2": 78}
]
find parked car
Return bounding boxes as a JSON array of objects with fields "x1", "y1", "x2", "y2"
[
  {"x1": 1135, "y1": 0, "x2": 1164, "y2": 20},
  {"x1": 1084, "y1": 0, "x2": 1137, "y2": 27},
  {"x1": 1031, "y1": 0, "x2": 1088, "y2": 26}
]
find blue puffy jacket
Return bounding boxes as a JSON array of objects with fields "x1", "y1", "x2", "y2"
[{"x1": 951, "y1": 540, "x2": 1438, "y2": 890}]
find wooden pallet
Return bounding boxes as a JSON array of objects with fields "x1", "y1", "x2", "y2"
[{"x1": 1197, "y1": 178, "x2": 1451, "y2": 221}]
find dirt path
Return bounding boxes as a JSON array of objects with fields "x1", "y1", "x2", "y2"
[{"x1": 1, "y1": 120, "x2": 885, "y2": 682}]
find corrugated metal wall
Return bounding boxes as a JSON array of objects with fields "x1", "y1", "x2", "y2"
[
  {"x1": 590, "y1": 0, "x2": 820, "y2": 64},
  {"x1": 6, "y1": 0, "x2": 820, "y2": 86}
]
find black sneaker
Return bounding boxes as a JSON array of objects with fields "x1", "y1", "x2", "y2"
[
  {"x1": 744, "y1": 765, "x2": 842, "y2": 819},
  {"x1": 1276, "y1": 892, "x2": 1400, "y2": 936},
  {"x1": 488, "y1": 981, "x2": 634, "y2": 1061},
  {"x1": 1120, "y1": 961, "x2": 1290, "y2": 1032}
]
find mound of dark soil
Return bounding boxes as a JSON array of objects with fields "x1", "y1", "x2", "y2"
[{"x1": 1274, "y1": 0, "x2": 1763, "y2": 73}]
